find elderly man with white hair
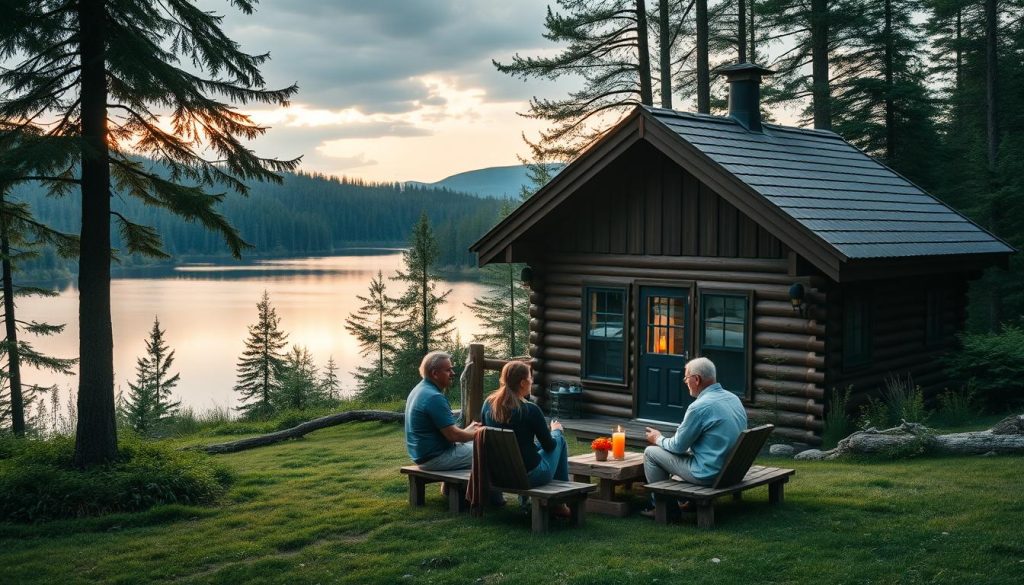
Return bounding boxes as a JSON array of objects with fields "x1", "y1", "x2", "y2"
[{"x1": 641, "y1": 357, "x2": 747, "y2": 518}]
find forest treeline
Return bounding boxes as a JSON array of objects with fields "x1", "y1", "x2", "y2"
[
  {"x1": 11, "y1": 170, "x2": 505, "y2": 277},
  {"x1": 501, "y1": 0, "x2": 1024, "y2": 331}
]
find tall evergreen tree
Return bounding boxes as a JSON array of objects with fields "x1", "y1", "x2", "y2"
[
  {"x1": 234, "y1": 291, "x2": 288, "y2": 418},
  {"x1": 0, "y1": 127, "x2": 78, "y2": 437},
  {"x1": 390, "y1": 213, "x2": 456, "y2": 397},
  {"x1": 344, "y1": 270, "x2": 399, "y2": 399},
  {"x1": 494, "y1": 0, "x2": 655, "y2": 158},
  {"x1": 0, "y1": 0, "x2": 298, "y2": 467},
  {"x1": 120, "y1": 317, "x2": 179, "y2": 435},
  {"x1": 829, "y1": 0, "x2": 941, "y2": 187}
]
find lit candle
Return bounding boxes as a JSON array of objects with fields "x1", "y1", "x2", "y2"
[{"x1": 612, "y1": 426, "x2": 626, "y2": 459}]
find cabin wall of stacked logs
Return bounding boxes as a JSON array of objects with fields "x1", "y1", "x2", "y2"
[
  {"x1": 824, "y1": 277, "x2": 968, "y2": 415},
  {"x1": 526, "y1": 254, "x2": 828, "y2": 446}
]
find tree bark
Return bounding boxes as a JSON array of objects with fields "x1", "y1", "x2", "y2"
[
  {"x1": 73, "y1": 0, "x2": 118, "y2": 468},
  {"x1": 749, "y1": 0, "x2": 756, "y2": 63},
  {"x1": 636, "y1": 0, "x2": 654, "y2": 106},
  {"x1": 196, "y1": 410, "x2": 405, "y2": 454},
  {"x1": 883, "y1": 0, "x2": 895, "y2": 162},
  {"x1": 810, "y1": 0, "x2": 831, "y2": 130},
  {"x1": 985, "y1": 0, "x2": 998, "y2": 173},
  {"x1": 802, "y1": 416, "x2": 1024, "y2": 459},
  {"x1": 659, "y1": 0, "x2": 672, "y2": 108},
  {"x1": 738, "y1": 0, "x2": 747, "y2": 63},
  {"x1": 0, "y1": 192, "x2": 24, "y2": 436},
  {"x1": 696, "y1": 0, "x2": 710, "y2": 113}
]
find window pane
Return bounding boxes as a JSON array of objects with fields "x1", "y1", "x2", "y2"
[
  {"x1": 703, "y1": 293, "x2": 746, "y2": 350},
  {"x1": 585, "y1": 287, "x2": 626, "y2": 381},
  {"x1": 647, "y1": 295, "x2": 686, "y2": 356},
  {"x1": 700, "y1": 292, "x2": 750, "y2": 398}
]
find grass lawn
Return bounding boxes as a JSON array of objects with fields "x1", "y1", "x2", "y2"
[{"x1": 2, "y1": 421, "x2": 1022, "y2": 585}]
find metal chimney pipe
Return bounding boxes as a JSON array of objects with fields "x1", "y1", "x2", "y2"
[{"x1": 716, "y1": 63, "x2": 775, "y2": 133}]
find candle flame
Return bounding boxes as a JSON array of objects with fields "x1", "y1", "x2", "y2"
[{"x1": 616, "y1": 425, "x2": 622, "y2": 433}]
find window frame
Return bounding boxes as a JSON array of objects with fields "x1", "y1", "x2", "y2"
[
  {"x1": 696, "y1": 288, "x2": 754, "y2": 402},
  {"x1": 580, "y1": 283, "x2": 630, "y2": 386}
]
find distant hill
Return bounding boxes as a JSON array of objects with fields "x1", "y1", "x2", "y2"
[{"x1": 409, "y1": 164, "x2": 563, "y2": 199}]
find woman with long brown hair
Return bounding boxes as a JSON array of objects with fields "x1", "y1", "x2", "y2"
[{"x1": 481, "y1": 361, "x2": 569, "y2": 492}]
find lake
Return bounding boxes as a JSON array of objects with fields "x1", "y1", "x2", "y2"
[{"x1": 16, "y1": 251, "x2": 486, "y2": 414}]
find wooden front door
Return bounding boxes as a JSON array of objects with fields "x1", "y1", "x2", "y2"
[{"x1": 637, "y1": 286, "x2": 692, "y2": 422}]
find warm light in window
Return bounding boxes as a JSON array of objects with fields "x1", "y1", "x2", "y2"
[{"x1": 658, "y1": 335, "x2": 667, "y2": 353}]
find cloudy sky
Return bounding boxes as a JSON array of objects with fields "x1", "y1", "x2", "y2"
[{"x1": 206, "y1": 0, "x2": 578, "y2": 183}]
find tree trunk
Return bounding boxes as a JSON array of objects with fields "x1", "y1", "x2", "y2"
[
  {"x1": 696, "y1": 0, "x2": 710, "y2": 113},
  {"x1": 797, "y1": 416, "x2": 1024, "y2": 459},
  {"x1": 73, "y1": 0, "x2": 118, "y2": 468},
  {"x1": 738, "y1": 0, "x2": 747, "y2": 63},
  {"x1": 955, "y1": 8, "x2": 962, "y2": 95},
  {"x1": 636, "y1": 0, "x2": 654, "y2": 106},
  {"x1": 659, "y1": 0, "x2": 672, "y2": 108},
  {"x1": 810, "y1": 0, "x2": 831, "y2": 130},
  {"x1": 883, "y1": 0, "x2": 895, "y2": 163},
  {"x1": 196, "y1": 409, "x2": 405, "y2": 454},
  {"x1": 0, "y1": 193, "x2": 25, "y2": 437},
  {"x1": 749, "y1": 0, "x2": 756, "y2": 63},
  {"x1": 985, "y1": 0, "x2": 998, "y2": 173}
]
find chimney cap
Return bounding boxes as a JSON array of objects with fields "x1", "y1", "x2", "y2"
[{"x1": 714, "y1": 62, "x2": 775, "y2": 81}]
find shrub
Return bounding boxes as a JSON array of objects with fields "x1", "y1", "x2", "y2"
[
  {"x1": 882, "y1": 373, "x2": 930, "y2": 425},
  {"x1": 0, "y1": 435, "x2": 233, "y2": 523},
  {"x1": 947, "y1": 325, "x2": 1024, "y2": 410},
  {"x1": 933, "y1": 381, "x2": 982, "y2": 428},
  {"x1": 858, "y1": 397, "x2": 890, "y2": 430},
  {"x1": 822, "y1": 387, "x2": 854, "y2": 449}
]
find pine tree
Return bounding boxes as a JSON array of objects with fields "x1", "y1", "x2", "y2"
[
  {"x1": 829, "y1": 0, "x2": 942, "y2": 187},
  {"x1": 0, "y1": 0, "x2": 298, "y2": 467},
  {"x1": 0, "y1": 129, "x2": 79, "y2": 437},
  {"x1": 120, "y1": 317, "x2": 180, "y2": 435},
  {"x1": 275, "y1": 345, "x2": 320, "y2": 411},
  {"x1": 344, "y1": 270, "x2": 399, "y2": 399},
  {"x1": 234, "y1": 291, "x2": 288, "y2": 418},
  {"x1": 320, "y1": 355, "x2": 340, "y2": 401},
  {"x1": 493, "y1": 0, "x2": 655, "y2": 158},
  {"x1": 391, "y1": 213, "x2": 456, "y2": 398}
]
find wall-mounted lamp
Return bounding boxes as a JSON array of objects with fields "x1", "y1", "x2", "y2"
[
  {"x1": 788, "y1": 282, "x2": 806, "y2": 317},
  {"x1": 519, "y1": 265, "x2": 534, "y2": 290}
]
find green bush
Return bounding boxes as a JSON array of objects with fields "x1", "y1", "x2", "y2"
[
  {"x1": 948, "y1": 325, "x2": 1024, "y2": 410},
  {"x1": 882, "y1": 373, "x2": 930, "y2": 425},
  {"x1": 822, "y1": 387, "x2": 854, "y2": 449},
  {"x1": 933, "y1": 381, "x2": 982, "y2": 427},
  {"x1": 0, "y1": 435, "x2": 233, "y2": 523},
  {"x1": 858, "y1": 397, "x2": 891, "y2": 430}
]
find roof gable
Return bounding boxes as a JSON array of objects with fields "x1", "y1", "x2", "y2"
[{"x1": 471, "y1": 106, "x2": 1013, "y2": 281}]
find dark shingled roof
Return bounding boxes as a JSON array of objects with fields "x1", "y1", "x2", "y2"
[{"x1": 645, "y1": 106, "x2": 1014, "y2": 260}]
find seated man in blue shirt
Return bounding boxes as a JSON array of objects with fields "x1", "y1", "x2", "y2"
[
  {"x1": 642, "y1": 357, "x2": 747, "y2": 516},
  {"x1": 405, "y1": 351, "x2": 480, "y2": 470}
]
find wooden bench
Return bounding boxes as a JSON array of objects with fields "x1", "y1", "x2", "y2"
[
  {"x1": 484, "y1": 427, "x2": 597, "y2": 533},
  {"x1": 400, "y1": 466, "x2": 470, "y2": 514},
  {"x1": 643, "y1": 424, "x2": 795, "y2": 528}
]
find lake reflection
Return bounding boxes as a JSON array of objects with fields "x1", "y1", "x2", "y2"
[{"x1": 18, "y1": 251, "x2": 485, "y2": 413}]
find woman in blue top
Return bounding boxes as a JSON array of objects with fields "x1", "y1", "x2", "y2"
[{"x1": 481, "y1": 361, "x2": 570, "y2": 493}]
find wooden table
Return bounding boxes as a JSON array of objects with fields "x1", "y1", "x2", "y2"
[{"x1": 567, "y1": 451, "x2": 645, "y2": 517}]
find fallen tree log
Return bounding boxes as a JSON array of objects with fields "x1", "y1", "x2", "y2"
[
  {"x1": 795, "y1": 415, "x2": 1024, "y2": 460},
  {"x1": 196, "y1": 410, "x2": 404, "y2": 454}
]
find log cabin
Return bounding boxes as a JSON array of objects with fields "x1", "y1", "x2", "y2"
[{"x1": 469, "y1": 64, "x2": 1014, "y2": 445}]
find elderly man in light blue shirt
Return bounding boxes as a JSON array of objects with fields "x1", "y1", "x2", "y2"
[{"x1": 643, "y1": 357, "x2": 747, "y2": 502}]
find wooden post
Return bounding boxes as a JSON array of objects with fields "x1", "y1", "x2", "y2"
[{"x1": 466, "y1": 343, "x2": 485, "y2": 424}]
